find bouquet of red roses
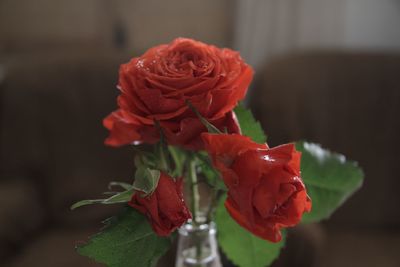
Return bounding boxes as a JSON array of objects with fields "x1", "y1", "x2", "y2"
[{"x1": 72, "y1": 38, "x2": 363, "y2": 267}]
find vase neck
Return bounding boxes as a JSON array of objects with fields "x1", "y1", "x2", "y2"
[{"x1": 175, "y1": 222, "x2": 221, "y2": 267}]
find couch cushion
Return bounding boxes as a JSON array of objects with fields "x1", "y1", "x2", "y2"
[
  {"x1": 318, "y1": 229, "x2": 400, "y2": 267},
  {"x1": 0, "y1": 178, "x2": 45, "y2": 260},
  {"x1": 7, "y1": 228, "x2": 102, "y2": 267},
  {"x1": 0, "y1": 50, "x2": 135, "y2": 226}
]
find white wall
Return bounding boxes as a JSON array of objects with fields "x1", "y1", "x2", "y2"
[
  {"x1": 344, "y1": 0, "x2": 400, "y2": 50},
  {"x1": 234, "y1": 0, "x2": 400, "y2": 68}
]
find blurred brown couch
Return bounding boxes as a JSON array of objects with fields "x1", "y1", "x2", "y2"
[
  {"x1": 0, "y1": 50, "x2": 399, "y2": 267},
  {"x1": 0, "y1": 49, "x2": 134, "y2": 266}
]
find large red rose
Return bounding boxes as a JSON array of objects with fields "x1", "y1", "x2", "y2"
[
  {"x1": 202, "y1": 133, "x2": 311, "y2": 242},
  {"x1": 104, "y1": 38, "x2": 253, "y2": 150},
  {"x1": 129, "y1": 173, "x2": 191, "y2": 236}
]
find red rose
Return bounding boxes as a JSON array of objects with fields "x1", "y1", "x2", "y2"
[
  {"x1": 104, "y1": 38, "x2": 253, "y2": 150},
  {"x1": 202, "y1": 134, "x2": 311, "y2": 242},
  {"x1": 129, "y1": 173, "x2": 192, "y2": 236}
]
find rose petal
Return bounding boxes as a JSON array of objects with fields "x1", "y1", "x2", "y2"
[{"x1": 103, "y1": 111, "x2": 141, "y2": 147}]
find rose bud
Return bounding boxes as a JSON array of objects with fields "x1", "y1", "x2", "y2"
[
  {"x1": 129, "y1": 173, "x2": 192, "y2": 236},
  {"x1": 202, "y1": 133, "x2": 311, "y2": 242},
  {"x1": 104, "y1": 37, "x2": 253, "y2": 150}
]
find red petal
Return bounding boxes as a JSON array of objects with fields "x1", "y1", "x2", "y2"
[{"x1": 103, "y1": 111, "x2": 141, "y2": 147}]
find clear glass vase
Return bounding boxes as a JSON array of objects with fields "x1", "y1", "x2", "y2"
[{"x1": 175, "y1": 221, "x2": 222, "y2": 267}]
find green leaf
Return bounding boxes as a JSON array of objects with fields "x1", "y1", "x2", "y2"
[
  {"x1": 134, "y1": 153, "x2": 157, "y2": 169},
  {"x1": 234, "y1": 103, "x2": 266, "y2": 143},
  {"x1": 104, "y1": 188, "x2": 135, "y2": 203},
  {"x1": 71, "y1": 199, "x2": 106, "y2": 210},
  {"x1": 296, "y1": 141, "x2": 364, "y2": 223},
  {"x1": 108, "y1": 181, "x2": 133, "y2": 191},
  {"x1": 196, "y1": 153, "x2": 226, "y2": 191},
  {"x1": 70, "y1": 188, "x2": 135, "y2": 210},
  {"x1": 216, "y1": 197, "x2": 285, "y2": 267},
  {"x1": 133, "y1": 167, "x2": 161, "y2": 195},
  {"x1": 77, "y1": 208, "x2": 173, "y2": 267}
]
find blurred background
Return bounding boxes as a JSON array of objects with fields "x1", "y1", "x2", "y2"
[{"x1": 0, "y1": 0, "x2": 399, "y2": 266}]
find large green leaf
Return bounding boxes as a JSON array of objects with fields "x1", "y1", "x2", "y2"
[
  {"x1": 296, "y1": 141, "x2": 364, "y2": 223},
  {"x1": 77, "y1": 208, "x2": 173, "y2": 267},
  {"x1": 234, "y1": 103, "x2": 266, "y2": 144},
  {"x1": 216, "y1": 197, "x2": 285, "y2": 267}
]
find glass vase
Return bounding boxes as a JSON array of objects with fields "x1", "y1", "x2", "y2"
[{"x1": 175, "y1": 221, "x2": 222, "y2": 267}]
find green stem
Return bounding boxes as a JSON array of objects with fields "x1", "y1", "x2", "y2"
[
  {"x1": 154, "y1": 120, "x2": 169, "y2": 172},
  {"x1": 168, "y1": 146, "x2": 185, "y2": 177},
  {"x1": 189, "y1": 158, "x2": 200, "y2": 225},
  {"x1": 158, "y1": 145, "x2": 169, "y2": 172},
  {"x1": 188, "y1": 158, "x2": 203, "y2": 264},
  {"x1": 206, "y1": 189, "x2": 217, "y2": 223}
]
